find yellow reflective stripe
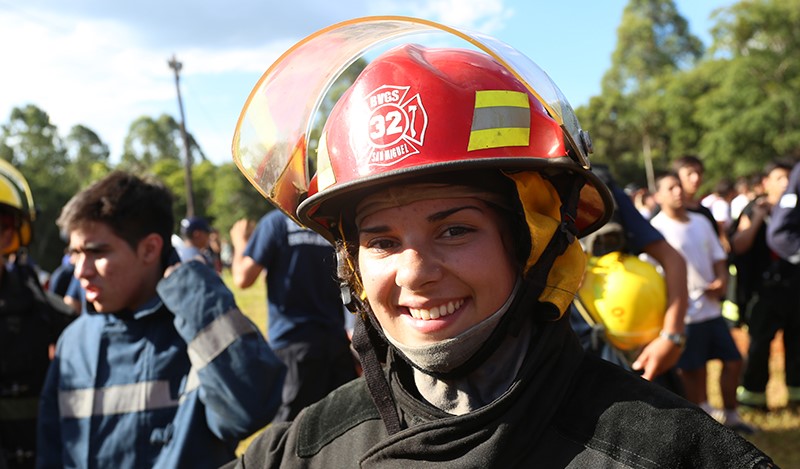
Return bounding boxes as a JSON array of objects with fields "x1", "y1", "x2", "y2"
[
  {"x1": 58, "y1": 380, "x2": 177, "y2": 419},
  {"x1": 468, "y1": 90, "x2": 530, "y2": 151},
  {"x1": 187, "y1": 308, "x2": 257, "y2": 369},
  {"x1": 473, "y1": 90, "x2": 529, "y2": 108},
  {"x1": 468, "y1": 128, "x2": 530, "y2": 151}
]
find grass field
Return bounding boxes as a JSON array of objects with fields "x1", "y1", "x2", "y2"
[
  {"x1": 709, "y1": 329, "x2": 800, "y2": 468},
  {"x1": 222, "y1": 271, "x2": 800, "y2": 466}
]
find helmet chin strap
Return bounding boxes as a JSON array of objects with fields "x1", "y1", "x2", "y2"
[{"x1": 351, "y1": 311, "x2": 402, "y2": 434}]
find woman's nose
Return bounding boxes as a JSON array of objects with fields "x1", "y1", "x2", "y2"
[{"x1": 394, "y1": 246, "x2": 441, "y2": 289}]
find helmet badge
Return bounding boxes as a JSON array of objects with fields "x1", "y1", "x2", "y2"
[{"x1": 365, "y1": 85, "x2": 427, "y2": 167}]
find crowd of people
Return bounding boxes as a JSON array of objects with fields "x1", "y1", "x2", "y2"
[
  {"x1": 1, "y1": 15, "x2": 794, "y2": 469},
  {"x1": 612, "y1": 155, "x2": 800, "y2": 419}
]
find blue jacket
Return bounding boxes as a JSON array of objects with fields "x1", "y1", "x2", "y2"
[
  {"x1": 768, "y1": 161, "x2": 800, "y2": 263},
  {"x1": 37, "y1": 261, "x2": 286, "y2": 468}
]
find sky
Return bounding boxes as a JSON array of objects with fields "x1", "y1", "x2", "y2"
[{"x1": 0, "y1": 0, "x2": 736, "y2": 166}]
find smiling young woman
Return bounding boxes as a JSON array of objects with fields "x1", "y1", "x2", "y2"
[
  {"x1": 226, "y1": 16, "x2": 775, "y2": 469},
  {"x1": 356, "y1": 191, "x2": 518, "y2": 347}
]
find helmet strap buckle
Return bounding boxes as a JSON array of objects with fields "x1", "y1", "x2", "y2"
[{"x1": 336, "y1": 248, "x2": 361, "y2": 313}]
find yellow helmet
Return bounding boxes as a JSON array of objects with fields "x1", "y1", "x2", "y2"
[
  {"x1": 577, "y1": 252, "x2": 666, "y2": 351},
  {"x1": 0, "y1": 159, "x2": 35, "y2": 255}
]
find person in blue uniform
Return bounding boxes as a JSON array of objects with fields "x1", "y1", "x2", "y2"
[
  {"x1": 229, "y1": 209, "x2": 358, "y2": 422},
  {"x1": 37, "y1": 171, "x2": 286, "y2": 468}
]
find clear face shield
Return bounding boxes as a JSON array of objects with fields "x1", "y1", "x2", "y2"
[{"x1": 232, "y1": 16, "x2": 591, "y2": 226}]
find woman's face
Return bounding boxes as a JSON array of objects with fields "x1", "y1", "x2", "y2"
[{"x1": 357, "y1": 196, "x2": 518, "y2": 347}]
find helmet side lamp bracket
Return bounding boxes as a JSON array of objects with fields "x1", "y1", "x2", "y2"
[{"x1": 560, "y1": 124, "x2": 592, "y2": 169}]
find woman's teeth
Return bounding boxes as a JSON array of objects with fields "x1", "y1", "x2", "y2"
[{"x1": 408, "y1": 300, "x2": 464, "y2": 320}]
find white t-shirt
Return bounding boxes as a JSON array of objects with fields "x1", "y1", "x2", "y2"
[
  {"x1": 730, "y1": 193, "x2": 751, "y2": 221},
  {"x1": 650, "y1": 211, "x2": 728, "y2": 324},
  {"x1": 701, "y1": 194, "x2": 732, "y2": 231}
]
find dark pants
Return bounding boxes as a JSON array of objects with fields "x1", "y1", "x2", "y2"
[
  {"x1": 742, "y1": 286, "x2": 800, "y2": 392},
  {"x1": 273, "y1": 334, "x2": 358, "y2": 423}
]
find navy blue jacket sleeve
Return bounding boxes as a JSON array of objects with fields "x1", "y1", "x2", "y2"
[
  {"x1": 156, "y1": 261, "x2": 286, "y2": 441},
  {"x1": 767, "y1": 162, "x2": 800, "y2": 263}
]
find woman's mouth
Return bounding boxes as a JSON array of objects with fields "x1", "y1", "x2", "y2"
[{"x1": 407, "y1": 299, "x2": 464, "y2": 320}]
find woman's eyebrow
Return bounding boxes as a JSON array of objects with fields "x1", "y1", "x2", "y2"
[
  {"x1": 427, "y1": 205, "x2": 482, "y2": 222},
  {"x1": 359, "y1": 225, "x2": 390, "y2": 235},
  {"x1": 359, "y1": 204, "x2": 484, "y2": 234}
]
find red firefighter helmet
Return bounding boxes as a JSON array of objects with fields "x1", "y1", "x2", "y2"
[
  {"x1": 299, "y1": 44, "x2": 611, "y2": 242},
  {"x1": 233, "y1": 17, "x2": 613, "y2": 245}
]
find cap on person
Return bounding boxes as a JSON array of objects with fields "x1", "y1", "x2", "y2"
[{"x1": 180, "y1": 216, "x2": 211, "y2": 237}]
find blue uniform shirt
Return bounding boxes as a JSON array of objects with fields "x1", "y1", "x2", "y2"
[{"x1": 244, "y1": 210, "x2": 345, "y2": 349}]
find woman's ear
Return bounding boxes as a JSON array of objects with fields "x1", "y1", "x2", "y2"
[{"x1": 138, "y1": 233, "x2": 164, "y2": 265}]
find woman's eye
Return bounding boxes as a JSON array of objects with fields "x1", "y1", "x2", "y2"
[
  {"x1": 366, "y1": 238, "x2": 397, "y2": 251},
  {"x1": 442, "y1": 226, "x2": 473, "y2": 238}
]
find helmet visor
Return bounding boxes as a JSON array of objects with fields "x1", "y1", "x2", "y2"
[{"x1": 232, "y1": 16, "x2": 588, "y2": 223}]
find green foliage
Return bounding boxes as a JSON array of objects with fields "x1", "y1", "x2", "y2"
[
  {"x1": 586, "y1": 0, "x2": 704, "y2": 189},
  {"x1": 603, "y1": 0, "x2": 703, "y2": 93},
  {"x1": 207, "y1": 163, "x2": 273, "y2": 237},
  {"x1": 66, "y1": 124, "x2": 110, "y2": 170},
  {"x1": 150, "y1": 158, "x2": 186, "y2": 227},
  {"x1": 120, "y1": 114, "x2": 183, "y2": 171},
  {"x1": 583, "y1": 0, "x2": 800, "y2": 193},
  {"x1": 694, "y1": 0, "x2": 800, "y2": 183}
]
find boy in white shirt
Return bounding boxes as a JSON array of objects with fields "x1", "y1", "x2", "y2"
[{"x1": 650, "y1": 172, "x2": 755, "y2": 434}]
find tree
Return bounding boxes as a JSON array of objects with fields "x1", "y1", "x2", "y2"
[
  {"x1": 207, "y1": 163, "x2": 274, "y2": 237},
  {"x1": 120, "y1": 115, "x2": 182, "y2": 172},
  {"x1": 65, "y1": 124, "x2": 112, "y2": 182},
  {"x1": 121, "y1": 113, "x2": 207, "y2": 217},
  {"x1": 581, "y1": 0, "x2": 704, "y2": 189},
  {"x1": 1, "y1": 105, "x2": 69, "y2": 172},
  {"x1": 694, "y1": 0, "x2": 800, "y2": 178},
  {"x1": 150, "y1": 158, "x2": 187, "y2": 229}
]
